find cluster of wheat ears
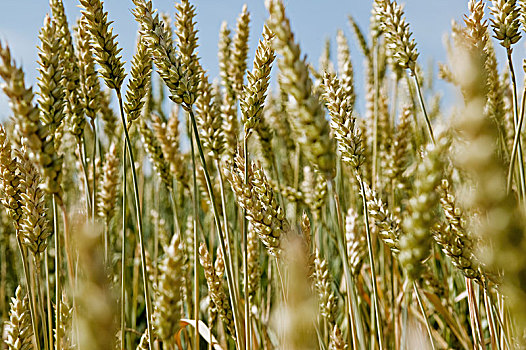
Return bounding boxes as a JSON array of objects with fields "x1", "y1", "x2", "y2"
[{"x1": 1, "y1": 0, "x2": 526, "y2": 349}]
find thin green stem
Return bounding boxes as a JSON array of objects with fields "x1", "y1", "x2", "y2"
[
  {"x1": 115, "y1": 89, "x2": 153, "y2": 350},
  {"x1": 187, "y1": 106, "x2": 244, "y2": 350},
  {"x1": 412, "y1": 73, "x2": 435, "y2": 145},
  {"x1": 189, "y1": 120, "x2": 200, "y2": 350},
  {"x1": 53, "y1": 195, "x2": 60, "y2": 350},
  {"x1": 506, "y1": 50, "x2": 526, "y2": 200},
  {"x1": 44, "y1": 252, "x2": 53, "y2": 350},
  {"x1": 507, "y1": 85, "x2": 526, "y2": 195},
  {"x1": 91, "y1": 119, "x2": 98, "y2": 222},
  {"x1": 358, "y1": 176, "x2": 384, "y2": 350},
  {"x1": 121, "y1": 136, "x2": 127, "y2": 350},
  {"x1": 243, "y1": 134, "x2": 251, "y2": 350},
  {"x1": 34, "y1": 257, "x2": 49, "y2": 350},
  {"x1": 328, "y1": 178, "x2": 359, "y2": 350},
  {"x1": 214, "y1": 157, "x2": 240, "y2": 322},
  {"x1": 17, "y1": 236, "x2": 41, "y2": 350}
]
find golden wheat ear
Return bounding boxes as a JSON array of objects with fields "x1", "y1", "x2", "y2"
[
  {"x1": 78, "y1": 0, "x2": 126, "y2": 90},
  {"x1": 3, "y1": 286, "x2": 33, "y2": 349}
]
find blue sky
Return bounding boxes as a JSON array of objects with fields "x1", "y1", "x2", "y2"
[{"x1": 0, "y1": 0, "x2": 470, "y2": 119}]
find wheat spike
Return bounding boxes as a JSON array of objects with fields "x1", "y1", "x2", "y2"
[
  {"x1": 3, "y1": 286, "x2": 33, "y2": 350},
  {"x1": 79, "y1": 0, "x2": 126, "y2": 90}
]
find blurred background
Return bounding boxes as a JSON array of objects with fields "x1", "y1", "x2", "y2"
[{"x1": 0, "y1": 0, "x2": 470, "y2": 119}]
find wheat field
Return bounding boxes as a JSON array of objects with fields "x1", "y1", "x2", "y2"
[{"x1": 0, "y1": 0, "x2": 525, "y2": 349}]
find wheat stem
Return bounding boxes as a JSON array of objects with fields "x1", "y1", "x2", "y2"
[
  {"x1": 44, "y1": 252, "x2": 52, "y2": 350},
  {"x1": 506, "y1": 50, "x2": 526, "y2": 199},
  {"x1": 17, "y1": 236, "x2": 40, "y2": 349},
  {"x1": 187, "y1": 106, "x2": 244, "y2": 349},
  {"x1": 34, "y1": 257, "x2": 49, "y2": 350},
  {"x1": 120, "y1": 136, "x2": 127, "y2": 350},
  {"x1": 214, "y1": 157, "x2": 238, "y2": 304},
  {"x1": 53, "y1": 194, "x2": 60, "y2": 350},
  {"x1": 189, "y1": 117, "x2": 200, "y2": 350},
  {"x1": 91, "y1": 120, "x2": 97, "y2": 222},
  {"x1": 507, "y1": 85, "x2": 526, "y2": 195},
  {"x1": 243, "y1": 133, "x2": 251, "y2": 350},
  {"x1": 358, "y1": 177, "x2": 383, "y2": 350},
  {"x1": 116, "y1": 89, "x2": 153, "y2": 350},
  {"x1": 412, "y1": 73, "x2": 435, "y2": 144},
  {"x1": 329, "y1": 178, "x2": 358, "y2": 349}
]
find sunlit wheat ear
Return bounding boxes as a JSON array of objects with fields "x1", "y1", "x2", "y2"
[
  {"x1": 140, "y1": 119, "x2": 172, "y2": 190},
  {"x1": 227, "y1": 150, "x2": 289, "y2": 256},
  {"x1": 242, "y1": 25, "x2": 275, "y2": 135},
  {"x1": 336, "y1": 29, "x2": 355, "y2": 109},
  {"x1": 301, "y1": 166, "x2": 327, "y2": 222},
  {"x1": 0, "y1": 41, "x2": 63, "y2": 197},
  {"x1": 37, "y1": 14, "x2": 66, "y2": 135},
  {"x1": 195, "y1": 72, "x2": 225, "y2": 158},
  {"x1": 199, "y1": 243, "x2": 236, "y2": 339},
  {"x1": 400, "y1": 137, "x2": 447, "y2": 281},
  {"x1": 0, "y1": 124, "x2": 22, "y2": 227},
  {"x1": 76, "y1": 17, "x2": 101, "y2": 122},
  {"x1": 16, "y1": 149, "x2": 52, "y2": 258},
  {"x1": 464, "y1": 0, "x2": 489, "y2": 48},
  {"x1": 3, "y1": 286, "x2": 33, "y2": 350},
  {"x1": 321, "y1": 72, "x2": 364, "y2": 171},
  {"x1": 376, "y1": 0, "x2": 419, "y2": 72},
  {"x1": 125, "y1": 35, "x2": 152, "y2": 125},
  {"x1": 385, "y1": 106, "x2": 411, "y2": 188},
  {"x1": 151, "y1": 110, "x2": 185, "y2": 181},
  {"x1": 313, "y1": 249, "x2": 337, "y2": 326},
  {"x1": 79, "y1": 0, "x2": 126, "y2": 90},
  {"x1": 345, "y1": 208, "x2": 366, "y2": 275},
  {"x1": 97, "y1": 143, "x2": 119, "y2": 225},
  {"x1": 329, "y1": 325, "x2": 348, "y2": 350},
  {"x1": 267, "y1": 0, "x2": 336, "y2": 176},
  {"x1": 133, "y1": 0, "x2": 186, "y2": 105},
  {"x1": 50, "y1": 0, "x2": 83, "y2": 137},
  {"x1": 175, "y1": 0, "x2": 200, "y2": 106},
  {"x1": 362, "y1": 182, "x2": 401, "y2": 253},
  {"x1": 434, "y1": 179, "x2": 484, "y2": 284},
  {"x1": 154, "y1": 234, "x2": 184, "y2": 343},
  {"x1": 230, "y1": 5, "x2": 251, "y2": 97},
  {"x1": 490, "y1": 0, "x2": 521, "y2": 49}
]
